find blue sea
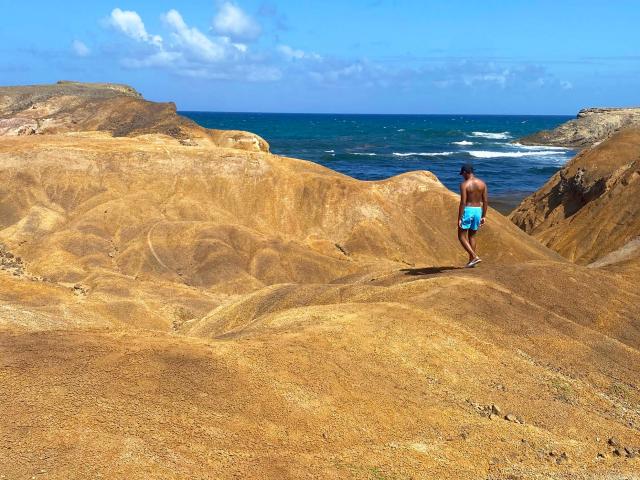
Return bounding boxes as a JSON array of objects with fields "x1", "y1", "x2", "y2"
[{"x1": 182, "y1": 112, "x2": 575, "y2": 211}]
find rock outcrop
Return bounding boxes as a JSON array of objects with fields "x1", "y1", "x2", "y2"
[
  {"x1": 510, "y1": 127, "x2": 640, "y2": 266},
  {"x1": 518, "y1": 106, "x2": 640, "y2": 148},
  {"x1": 0, "y1": 80, "x2": 269, "y2": 152},
  {"x1": 1, "y1": 83, "x2": 639, "y2": 479}
]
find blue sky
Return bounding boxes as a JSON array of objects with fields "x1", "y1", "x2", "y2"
[{"x1": 1, "y1": 0, "x2": 639, "y2": 114}]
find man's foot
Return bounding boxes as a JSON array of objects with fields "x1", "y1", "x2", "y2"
[{"x1": 465, "y1": 257, "x2": 482, "y2": 268}]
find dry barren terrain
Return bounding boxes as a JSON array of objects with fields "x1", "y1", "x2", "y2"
[{"x1": 1, "y1": 83, "x2": 639, "y2": 479}]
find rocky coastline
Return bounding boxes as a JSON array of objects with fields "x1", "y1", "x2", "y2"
[{"x1": 517, "y1": 106, "x2": 640, "y2": 148}]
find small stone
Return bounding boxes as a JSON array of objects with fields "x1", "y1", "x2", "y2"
[
  {"x1": 608, "y1": 437, "x2": 620, "y2": 447},
  {"x1": 491, "y1": 404, "x2": 502, "y2": 416},
  {"x1": 556, "y1": 452, "x2": 569, "y2": 464},
  {"x1": 489, "y1": 413, "x2": 498, "y2": 421},
  {"x1": 505, "y1": 413, "x2": 518, "y2": 422},
  {"x1": 597, "y1": 452, "x2": 606, "y2": 459},
  {"x1": 613, "y1": 448, "x2": 622, "y2": 457}
]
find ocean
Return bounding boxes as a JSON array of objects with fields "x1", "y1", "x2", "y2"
[{"x1": 182, "y1": 112, "x2": 575, "y2": 212}]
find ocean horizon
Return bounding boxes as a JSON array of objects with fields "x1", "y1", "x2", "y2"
[{"x1": 183, "y1": 112, "x2": 575, "y2": 211}]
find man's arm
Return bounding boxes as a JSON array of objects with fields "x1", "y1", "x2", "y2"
[
  {"x1": 481, "y1": 183, "x2": 489, "y2": 225},
  {"x1": 458, "y1": 183, "x2": 467, "y2": 227}
]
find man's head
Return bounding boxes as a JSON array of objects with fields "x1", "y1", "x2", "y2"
[{"x1": 460, "y1": 163, "x2": 475, "y2": 180}]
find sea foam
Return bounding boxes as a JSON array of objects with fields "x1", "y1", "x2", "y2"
[
  {"x1": 393, "y1": 152, "x2": 455, "y2": 157},
  {"x1": 470, "y1": 131, "x2": 511, "y2": 140},
  {"x1": 452, "y1": 140, "x2": 474, "y2": 146},
  {"x1": 467, "y1": 150, "x2": 562, "y2": 158},
  {"x1": 510, "y1": 143, "x2": 571, "y2": 151}
]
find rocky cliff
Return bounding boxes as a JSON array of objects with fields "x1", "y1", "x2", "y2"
[
  {"x1": 1, "y1": 83, "x2": 639, "y2": 479},
  {"x1": 510, "y1": 127, "x2": 640, "y2": 266},
  {"x1": 518, "y1": 106, "x2": 640, "y2": 148},
  {"x1": 0, "y1": 80, "x2": 269, "y2": 152}
]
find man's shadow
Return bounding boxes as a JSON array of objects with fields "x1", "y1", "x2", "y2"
[{"x1": 400, "y1": 266, "x2": 461, "y2": 276}]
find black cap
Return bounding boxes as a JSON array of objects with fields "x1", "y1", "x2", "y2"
[{"x1": 460, "y1": 163, "x2": 474, "y2": 175}]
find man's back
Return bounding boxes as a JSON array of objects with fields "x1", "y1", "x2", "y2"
[{"x1": 461, "y1": 178, "x2": 486, "y2": 206}]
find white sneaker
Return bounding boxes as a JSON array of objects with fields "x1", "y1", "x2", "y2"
[{"x1": 465, "y1": 257, "x2": 482, "y2": 268}]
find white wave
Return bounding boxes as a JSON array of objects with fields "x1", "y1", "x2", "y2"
[
  {"x1": 397, "y1": 129, "x2": 405, "y2": 132},
  {"x1": 393, "y1": 152, "x2": 455, "y2": 157},
  {"x1": 470, "y1": 131, "x2": 511, "y2": 140},
  {"x1": 351, "y1": 152, "x2": 377, "y2": 156},
  {"x1": 324, "y1": 149, "x2": 335, "y2": 153},
  {"x1": 452, "y1": 140, "x2": 474, "y2": 146},
  {"x1": 466, "y1": 150, "x2": 562, "y2": 158},
  {"x1": 510, "y1": 143, "x2": 571, "y2": 151}
]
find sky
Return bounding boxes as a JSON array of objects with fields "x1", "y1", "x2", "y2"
[{"x1": 1, "y1": 0, "x2": 639, "y2": 114}]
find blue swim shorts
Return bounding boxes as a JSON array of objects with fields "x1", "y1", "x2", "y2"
[{"x1": 460, "y1": 206, "x2": 482, "y2": 231}]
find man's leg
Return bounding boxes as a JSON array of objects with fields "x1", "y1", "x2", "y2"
[
  {"x1": 468, "y1": 228, "x2": 478, "y2": 258},
  {"x1": 458, "y1": 227, "x2": 476, "y2": 261}
]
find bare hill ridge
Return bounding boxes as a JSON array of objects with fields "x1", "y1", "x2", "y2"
[{"x1": 1, "y1": 83, "x2": 639, "y2": 479}]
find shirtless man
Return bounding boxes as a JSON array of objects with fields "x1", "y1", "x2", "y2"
[{"x1": 457, "y1": 163, "x2": 488, "y2": 268}]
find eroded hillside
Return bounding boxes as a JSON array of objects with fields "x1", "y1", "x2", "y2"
[
  {"x1": 510, "y1": 127, "x2": 640, "y2": 267},
  {"x1": 1, "y1": 83, "x2": 639, "y2": 480}
]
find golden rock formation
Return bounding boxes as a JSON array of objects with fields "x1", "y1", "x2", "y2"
[{"x1": 510, "y1": 127, "x2": 640, "y2": 268}]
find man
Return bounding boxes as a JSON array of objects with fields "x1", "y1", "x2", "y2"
[{"x1": 457, "y1": 163, "x2": 488, "y2": 268}]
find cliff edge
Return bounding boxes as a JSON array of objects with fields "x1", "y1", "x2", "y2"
[
  {"x1": 518, "y1": 106, "x2": 640, "y2": 148},
  {"x1": 510, "y1": 127, "x2": 640, "y2": 266},
  {"x1": 0, "y1": 80, "x2": 269, "y2": 152}
]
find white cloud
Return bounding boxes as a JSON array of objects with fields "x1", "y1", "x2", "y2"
[
  {"x1": 163, "y1": 9, "x2": 228, "y2": 62},
  {"x1": 107, "y1": 7, "x2": 275, "y2": 81},
  {"x1": 71, "y1": 40, "x2": 90, "y2": 57},
  {"x1": 561, "y1": 80, "x2": 573, "y2": 90},
  {"x1": 213, "y1": 2, "x2": 261, "y2": 40},
  {"x1": 109, "y1": 8, "x2": 162, "y2": 46},
  {"x1": 277, "y1": 45, "x2": 322, "y2": 61},
  {"x1": 310, "y1": 62, "x2": 373, "y2": 85},
  {"x1": 463, "y1": 70, "x2": 510, "y2": 88},
  {"x1": 123, "y1": 50, "x2": 183, "y2": 68},
  {"x1": 233, "y1": 43, "x2": 248, "y2": 53},
  {"x1": 179, "y1": 64, "x2": 282, "y2": 82}
]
